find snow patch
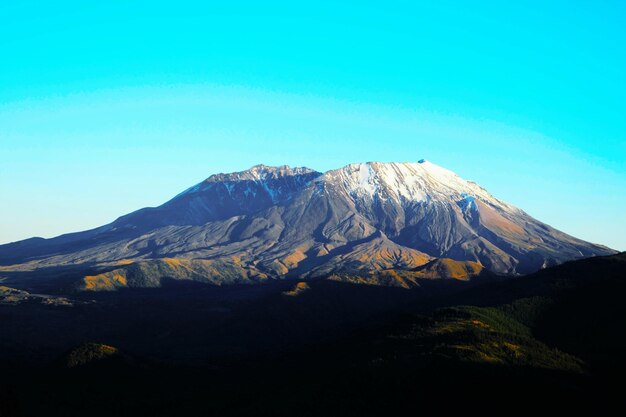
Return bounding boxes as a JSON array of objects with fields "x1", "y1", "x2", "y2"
[{"x1": 358, "y1": 163, "x2": 377, "y2": 195}]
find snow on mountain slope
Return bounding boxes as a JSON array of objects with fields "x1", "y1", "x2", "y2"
[{"x1": 321, "y1": 160, "x2": 517, "y2": 212}]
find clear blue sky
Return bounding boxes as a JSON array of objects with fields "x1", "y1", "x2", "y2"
[{"x1": 1, "y1": 0, "x2": 625, "y2": 250}]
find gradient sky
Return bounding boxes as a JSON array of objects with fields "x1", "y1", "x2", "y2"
[{"x1": 1, "y1": 1, "x2": 625, "y2": 250}]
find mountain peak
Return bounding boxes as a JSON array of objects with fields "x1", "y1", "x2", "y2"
[
  {"x1": 206, "y1": 164, "x2": 319, "y2": 183},
  {"x1": 322, "y1": 160, "x2": 493, "y2": 206},
  {"x1": 172, "y1": 164, "x2": 321, "y2": 199}
]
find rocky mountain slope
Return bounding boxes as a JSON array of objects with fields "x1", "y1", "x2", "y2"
[{"x1": 0, "y1": 161, "x2": 615, "y2": 290}]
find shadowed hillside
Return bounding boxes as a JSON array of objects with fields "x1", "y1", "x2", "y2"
[{"x1": 0, "y1": 253, "x2": 624, "y2": 416}]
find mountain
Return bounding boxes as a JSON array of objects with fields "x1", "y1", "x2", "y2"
[{"x1": 0, "y1": 161, "x2": 615, "y2": 290}]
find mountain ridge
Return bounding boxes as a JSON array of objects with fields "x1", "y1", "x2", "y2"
[{"x1": 0, "y1": 161, "x2": 615, "y2": 290}]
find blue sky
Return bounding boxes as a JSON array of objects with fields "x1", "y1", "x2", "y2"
[{"x1": 1, "y1": 0, "x2": 625, "y2": 249}]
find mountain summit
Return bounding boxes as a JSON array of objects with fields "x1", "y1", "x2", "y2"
[{"x1": 0, "y1": 161, "x2": 614, "y2": 290}]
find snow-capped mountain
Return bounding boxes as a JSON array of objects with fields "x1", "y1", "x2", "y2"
[{"x1": 0, "y1": 161, "x2": 615, "y2": 290}]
